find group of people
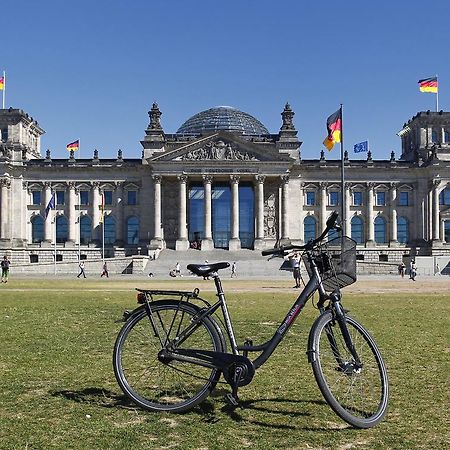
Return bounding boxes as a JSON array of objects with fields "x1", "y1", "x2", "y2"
[
  {"x1": 76, "y1": 261, "x2": 109, "y2": 278},
  {"x1": 398, "y1": 260, "x2": 417, "y2": 281}
]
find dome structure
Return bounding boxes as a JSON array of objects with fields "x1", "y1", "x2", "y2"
[{"x1": 176, "y1": 106, "x2": 269, "y2": 136}]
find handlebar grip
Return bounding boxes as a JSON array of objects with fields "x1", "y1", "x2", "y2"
[{"x1": 261, "y1": 248, "x2": 280, "y2": 256}]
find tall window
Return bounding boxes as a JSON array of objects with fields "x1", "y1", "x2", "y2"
[
  {"x1": 127, "y1": 190, "x2": 137, "y2": 205},
  {"x1": 80, "y1": 216, "x2": 92, "y2": 244},
  {"x1": 304, "y1": 216, "x2": 317, "y2": 242},
  {"x1": 104, "y1": 215, "x2": 116, "y2": 245},
  {"x1": 56, "y1": 190, "x2": 65, "y2": 205},
  {"x1": 431, "y1": 129, "x2": 439, "y2": 143},
  {"x1": 353, "y1": 191, "x2": 363, "y2": 206},
  {"x1": 329, "y1": 191, "x2": 339, "y2": 206},
  {"x1": 104, "y1": 190, "x2": 113, "y2": 205},
  {"x1": 212, "y1": 184, "x2": 231, "y2": 249},
  {"x1": 398, "y1": 191, "x2": 409, "y2": 206},
  {"x1": 376, "y1": 191, "x2": 386, "y2": 206},
  {"x1": 306, "y1": 191, "x2": 315, "y2": 206},
  {"x1": 351, "y1": 216, "x2": 364, "y2": 244},
  {"x1": 445, "y1": 221, "x2": 450, "y2": 243},
  {"x1": 31, "y1": 215, "x2": 44, "y2": 243},
  {"x1": 440, "y1": 188, "x2": 450, "y2": 205},
  {"x1": 32, "y1": 191, "x2": 41, "y2": 205},
  {"x1": 374, "y1": 216, "x2": 387, "y2": 244},
  {"x1": 397, "y1": 216, "x2": 409, "y2": 244},
  {"x1": 444, "y1": 130, "x2": 450, "y2": 143},
  {"x1": 127, "y1": 216, "x2": 139, "y2": 245},
  {"x1": 80, "y1": 190, "x2": 89, "y2": 205},
  {"x1": 239, "y1": 184, "x2": 254, "y2": 249},
  {"x1": 56, "y1": 216, "x2": 68, "y2": 243},
  {"x1": 188, "y1": 184, "x2": 204, "y2": 245}
]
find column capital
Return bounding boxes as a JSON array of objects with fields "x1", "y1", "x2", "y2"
[
  {"x1": 230, "y1": 175, "x2": 240, "y2": 184},
  {"x1": 344, "y1": 182, "x2": 352, "y2": 191},
  {"x1": 367, "y1": 182, "x2": 375, "y2": 190},
  {"x1": 0, "y1": 178, "x2": 11, "y2": 189},
  {"x1": 255, "y1": 174, "x2": 266, "y2": 184},
  {"x1": 177, "y1": 174, "x2": 188, "y2": 183},
  {"x1": 281, "y1": 174, "x2": 290, "y2": 184},
  {"x1": 319, "y1": 181, "x2": 328, "y2": 190},
  {"x1": 68, "y1": 181, "x2": 76, "y2": 190},
  {"x1": 432, "y1": 178, "x2": 441, "y2": 189},
  {"x1": 152, "y1": 174, "x2": 162, "y2": 183},
  {"x1": 389, "y1": 182, "x2": 398, "y2": 190},
  {"x1": 202, "y1": 174, "x2": 213, "y2": 184}
]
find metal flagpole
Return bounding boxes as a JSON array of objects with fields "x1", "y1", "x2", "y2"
[
  {"x1": 436, "y1": 74, "x2": 439, "y2": 112},
  {"x1": 54, "y1": 204, "x2": 57, "y2": 276},
  {"x1": 2, "y1": 71, "x2": 5, "y2": 109},
  {"x1": 340, "y1": 104, "x2": 346, "y2": 238},
  {"x1": 78, "y1": 191, "x2": 81, "y2": 262}
]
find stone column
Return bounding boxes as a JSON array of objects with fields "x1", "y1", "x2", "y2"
[
  {"x1": 202, "y1": 175, "x2": 213, "y2": 250},
  {"x1": 68, "y1": 182, "x2": 77, "y2": 244},
  {"x1": 176, "y1": 175, "x2": 189, "y2": 250},
  {"x1": 298, "y1": 182, "x2": 305, "y2": 243},
  {"x1": 254, "y1": 175, "x2": 265, "y2": 249},
  {"x1": 366, "y1": 183, "x2": 375, "y2": 244},
  {"x1": 319, "y1": 182, "x2": 327, "y2": 232},
  {"x1": 389, "y1": 183, "x2": 398, "y2": 246},
  {"x1": 43, "y1": 182, "x2": 53, "y2": 244},
  {"x1": 229, "y1": 175, "x2": 241, "y2": 250},
  {"x1": 91, "y1": 182, "x2": 101, "y2": 243},
  {"x1": 115, "y1": 182, "x2": 124, "y2": 245},
  {"x1": 345, "y1": 183, "x2": 351, "y2": 237},
  {"x1": 150, "y1": 175, "x2": 163, "y2": 248},
  {"x1": 432, "y1": 179, "x2": 441, "y2": 244},
  {"x1": 281, "y1": 175, "x2": 290, "y2": 240},
  {"x1": 0, "y1": 178, "x2": 11, "y2": 241}
]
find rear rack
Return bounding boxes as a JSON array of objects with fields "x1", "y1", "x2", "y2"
[{"x1": 136, "y1": 288, "x2": 200, "y2": 303}]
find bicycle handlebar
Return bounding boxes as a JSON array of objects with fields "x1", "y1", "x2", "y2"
[{"x1": 261, "y1": 210, "x2": 340, "y2": 257}]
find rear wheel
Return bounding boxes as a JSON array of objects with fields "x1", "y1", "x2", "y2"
[
  {"x1": 309, "y1": 311, "x2": 389, "y2": 428},
  {"x1": 113, "y1": 301, "x2": 223, "y2": 412}
]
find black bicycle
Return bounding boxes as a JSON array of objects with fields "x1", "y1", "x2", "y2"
[{"x1": 113, "y1": 211, "x2": 389, "y2": 428}]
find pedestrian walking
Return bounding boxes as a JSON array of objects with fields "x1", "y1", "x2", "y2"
[
  {"x1": 101, "y1": 261, "x2": 109, "y2": 278},
  {"x1": 1, "y1": 255, "x2": 11, "y2": 283},
  {"x1": 398, "y1": 262, "x2": 406, "y2": 278},
  {"x1": 231, "y1": 261, "x2": 237, "y2": 278},
  {"x1": 286, "y1": 251, "x2": 302, "y2": 288},
  {"x1": 409, "y1": 259, "x2": 417, "y2": 281},
  {"x1": 435, "y1": 263, "x2": 441, "y2": 276},
  {"x1": 77, "y1": 261, "x2": 86, "y2": 278},
  {"x1": 175, "y1": 262, "x2": 181, "y2": 276}
]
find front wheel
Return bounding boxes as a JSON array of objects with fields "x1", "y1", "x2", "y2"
[
  {"x1": 309, "y1": 311, "x2": 389, "y2": 428},
  {"x1": 113, "y1": 301, "x2": 223, "y2": 413}
]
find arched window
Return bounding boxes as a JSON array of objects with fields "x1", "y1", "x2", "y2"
[
  {"x1": 397, "y1": 216, "x2": 409, "y2": 244},
  {"x1": 31, "y1": 215, "x2": 44, "y2": 243},
  {"x1": 104, "y1": 215, "x2": 116, "y2": 245},
  {"x1": 56, "y1": 216, "x2": 68, "y2": 243},
  {"x1": 80, "y1": 216, "x2": 92, "y2": 244},
  {"x1": 304, "y1": 216, "x2": 317, "y2": 242},
  {"x1": 127, "y1": 216, "x2": 139, "y2": 245},
  {"x1": 351, "y1": 216, "x2": 364, "y2": 244},
  {"x1": 374, "y1": 216, "x2": 387, "y2": 244}
]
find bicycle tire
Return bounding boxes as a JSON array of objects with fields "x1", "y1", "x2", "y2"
[
  {"x1": 113, "y1": 300, "x2": 223, "y2": 413},
  {"x1": 309, "y1": 311, "x2": 389, "y2": 428}
]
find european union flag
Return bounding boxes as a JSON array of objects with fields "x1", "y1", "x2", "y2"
[
  {"x1": 354, "y1": 141, "x2": 368, "y2": 153},
  {"x1": 45, "y1": 193, "x2": 56, "y2": 219}
]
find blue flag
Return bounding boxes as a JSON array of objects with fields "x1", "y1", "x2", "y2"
[
  {"x1": 354, "y1": 141, "x2": 368, "y2": 153},
  {"x1": 45, "y1": 193, "x2": 55, "y2": 219}
]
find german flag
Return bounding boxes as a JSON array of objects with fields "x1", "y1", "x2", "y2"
[
  {"x1": 66, "y1": 140, "x2": 79, "y2": 151},
  {"x1": 0, "y1": 77, "x2": 4, "y2": 90},
  {"x1": 323, "y1": 109, "x2": 342, "y2": 151},
  {"x1": 418, "y1": 77, "x2": 438, "y2": 93}
]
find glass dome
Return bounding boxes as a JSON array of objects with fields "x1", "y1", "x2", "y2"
[{"x1": 176, "y1": 106, "x2": 269, "y2": 136}]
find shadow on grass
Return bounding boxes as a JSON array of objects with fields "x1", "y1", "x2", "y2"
[{"x1": 50, "y1": 387, "x2": 135, "y2": 409}]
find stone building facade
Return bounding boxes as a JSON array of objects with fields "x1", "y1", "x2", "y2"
[{"x1": 0, "y1": 104, "x2": 449, "y2": 266}]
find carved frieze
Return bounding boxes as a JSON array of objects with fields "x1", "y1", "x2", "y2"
[{"x1": 180, "y1": 140, "x2": 259, "y2": 161}]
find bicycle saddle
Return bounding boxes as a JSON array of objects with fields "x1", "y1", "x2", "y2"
[{"x1": 187, "y1": 262, "x2": 230, "y2": 277}]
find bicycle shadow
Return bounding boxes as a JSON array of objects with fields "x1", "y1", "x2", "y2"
[{"x1": 50, "y1": 387, "x2": 135, "y2": 409}]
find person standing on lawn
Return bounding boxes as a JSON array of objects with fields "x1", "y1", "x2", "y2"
[{"x1": 1, "y1": 255, "x2": 10, "y2": 283}]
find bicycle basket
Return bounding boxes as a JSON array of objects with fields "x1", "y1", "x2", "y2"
[{"x1": 303, "y1": 236, "x2": 357, "y2": 291}]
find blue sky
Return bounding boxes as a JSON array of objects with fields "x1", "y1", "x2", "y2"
[{"x1": 2, "y1": 0, "x2": 449, "y2": 160}]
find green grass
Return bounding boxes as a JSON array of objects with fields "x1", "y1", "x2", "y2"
[{"x1": 0, "y1": 280, "x2": 449, "y2": 449}]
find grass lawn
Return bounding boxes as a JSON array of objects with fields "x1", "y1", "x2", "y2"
[{"x1": 0, "y1": 278, "x2": 449, "y2": 449}]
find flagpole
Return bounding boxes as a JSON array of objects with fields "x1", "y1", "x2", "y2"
[
  {"x1": 436, "y1": 74, "x2": 439, "y2": 112},
  {"x1": 340, "y1": 104, "x2": 346, "y2": 238},
  {"x1": 2, "y1": 71, "x2": 5, "y2": 109},
  {"x1": 54, "y1": 205, "x2": 57, "y2": 276}
]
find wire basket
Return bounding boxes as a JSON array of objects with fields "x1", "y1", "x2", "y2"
[{"x1": 302, "y1": 236, "x2": 357, "y2": 291}]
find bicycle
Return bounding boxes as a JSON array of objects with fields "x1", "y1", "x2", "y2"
[{"x1": 113, "y1": 211, "x2": 389, "y2": 428}]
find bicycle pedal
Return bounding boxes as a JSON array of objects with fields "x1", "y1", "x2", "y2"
[{"x1": 224, "y1": 393, "x2": 239, "y2": 407}]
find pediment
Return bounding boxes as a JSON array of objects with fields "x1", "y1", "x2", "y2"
[{"x1": 150, "y1": 132, "x2": 292, "y2": 163}]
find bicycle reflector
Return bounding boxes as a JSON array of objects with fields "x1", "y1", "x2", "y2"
[{"x1": 137, "y1": 292, "x2": 146, "y2": 304}]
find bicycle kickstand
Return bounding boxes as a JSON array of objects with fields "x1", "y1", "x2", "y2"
[{"x1": 224, "y1": 365, "x2": 244, "y2": 408}]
